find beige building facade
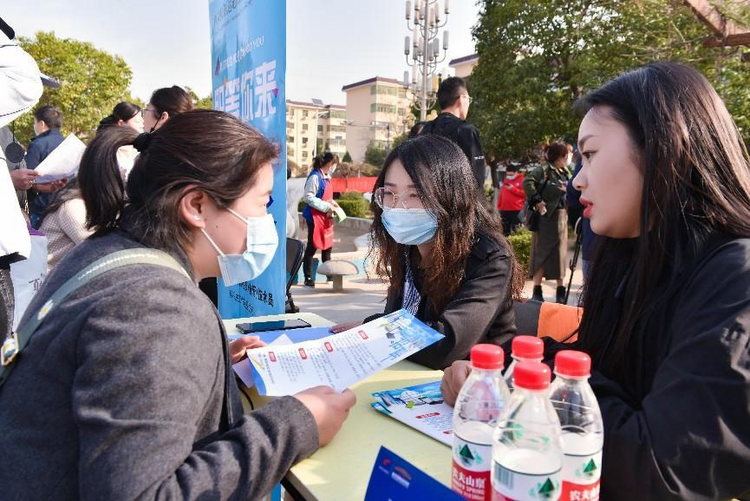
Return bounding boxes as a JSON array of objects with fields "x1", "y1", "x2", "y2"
[
  {"x1": 449, "y1": 53, "x2": 479, "y2": 78},
  {"x1": 342, "y1": 77, "x2": 415, "y2": 163},
  {"x1": 286, "y1": 100, "x2": 347, "y2": 169}
]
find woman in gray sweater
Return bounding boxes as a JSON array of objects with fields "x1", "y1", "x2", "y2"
[{"x1": 0, "y1": 110, "x2": 355, "y2": 501}]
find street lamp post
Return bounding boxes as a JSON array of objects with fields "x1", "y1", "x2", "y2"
[{"x1": 403, "y1": 0, "x2": 450, "y2": 121}]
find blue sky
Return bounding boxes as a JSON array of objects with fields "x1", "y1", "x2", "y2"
[{"x1": 5, "y1": 0, "x2": 480, "y2": 105}]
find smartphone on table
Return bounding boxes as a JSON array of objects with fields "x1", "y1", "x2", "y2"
[{"x1": 235, "y1": 318, "x2": 311, "y2": 334}]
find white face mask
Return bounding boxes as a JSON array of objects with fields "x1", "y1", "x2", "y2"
[
  {"x1": 506, "y1": 172, "x2": 518, "y2": 180},
  {"x1": 201, "y1": 210, "x2": 278, "y2": 286}
]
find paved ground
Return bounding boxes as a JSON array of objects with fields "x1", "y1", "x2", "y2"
[{"x1": 290, "y1": 224, "x2": 585, "y2": 325}]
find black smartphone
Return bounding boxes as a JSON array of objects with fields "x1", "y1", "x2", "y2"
[{"x1": 236, "y1": 318, "x2": 312, "y2": 334}]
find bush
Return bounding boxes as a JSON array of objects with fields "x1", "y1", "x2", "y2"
[
  {"x1": 507, "y1": 227, "x2": 532, "y2": 274},
  {"x1": 297, "y1": 199, "x2": 306, "y2": 213},
  {"x1": 338, "y1": 191, "x2": 364, "y2": 200},
  {"x1": 336, "y1": 196, "x2": 369, "y2": 218}
]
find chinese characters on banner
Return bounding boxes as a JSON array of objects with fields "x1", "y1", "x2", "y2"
[{"x1": 208, "y1": 0, "x2": 287, "y2": 319}]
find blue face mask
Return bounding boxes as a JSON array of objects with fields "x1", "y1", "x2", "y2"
[
  {"x1": 201, "y1": 210, "x2": 278, "y2": 286},
  {"x1": 381, "y1": 207, "x2": 438, "y2": 245}
]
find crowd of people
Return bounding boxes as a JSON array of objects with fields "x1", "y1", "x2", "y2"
[{"x1": 1, "y1": 15, "x2": 749, "y2": 501}]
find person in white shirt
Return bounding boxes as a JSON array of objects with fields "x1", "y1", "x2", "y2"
[{"x1": 0, "y1": 16, "x2": 43, "y2": 342}]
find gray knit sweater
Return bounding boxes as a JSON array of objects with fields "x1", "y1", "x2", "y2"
[{"x1": 0, "y1": 228, "x2": 318, "y2": 500}]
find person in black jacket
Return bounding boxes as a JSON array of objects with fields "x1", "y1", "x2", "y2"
[
  {"x1": 441, "y1": 62, "x2": 750, "y2": 500},
  {"x1": 420, "y1": 77, "x2": 486, "y2": 189},
  {"x1": 362, "y1": 134, "x2": 523, "y2": 369}
]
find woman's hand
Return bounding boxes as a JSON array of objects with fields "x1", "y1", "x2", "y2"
[
  {"x1": 329, "y1": 321, "x2": 362, "y2": 334},
  {"x1": 294, "y1": 386, "x2": 357, "y2": 447},
  {"x1": 534, "y1": 201, "x2": 547, "y2": 213},
  {"x1": 33, "y1": 178, "x2": 68, "y2": 193},
  {"x1": 229, "y1": 335, "x2": 267, "y2": 364},
  {"x1": 441, "y1": 360, "x2": 472, "y2": 407}
]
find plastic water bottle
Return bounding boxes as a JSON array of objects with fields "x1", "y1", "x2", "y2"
[
  {"x1": 492, "y1": 361, "x2": 563, "y2": 501},
  {"x1": 549, "y1": 351, "x2": 604, "y2": 501},
  {"x1": 504, "y1": 336, "x2": 544, "y2": 392},
  {"x1": 452, "y1": 344, "x2": 511, "y2": 501}
]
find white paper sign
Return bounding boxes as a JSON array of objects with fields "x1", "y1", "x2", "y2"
[{"x1": 34, "y1": 134, "x2": 86, "y2": 183}]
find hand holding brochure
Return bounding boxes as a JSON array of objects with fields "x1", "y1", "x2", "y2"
[
  {"x1": 34, "y1": 134, "x2": 85, "y2": 183},
  {"x1": 243, "y1": 309, "x2": 444, "y2": 396}
]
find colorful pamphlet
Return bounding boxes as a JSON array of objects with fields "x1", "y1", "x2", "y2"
[
  {"x1": 371, "y1": 381, "x2": 454, "y2": 446},
  {"x1": 241, "y1": 309, "x2": 444, "y2": 396}
]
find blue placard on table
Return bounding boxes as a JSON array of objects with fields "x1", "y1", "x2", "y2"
[
  {"x1": 365, "y1": 446, "x2": 465, "y2": 501},
  {"x1": 209, "y1": 0, "x2": 287, "y2": 319}
]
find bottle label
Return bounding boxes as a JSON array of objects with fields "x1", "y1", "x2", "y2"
[
  {"x1": 452, "y1": 434, "x2": 492, "y2": 501},
  {"x1": 560, "y1": 450, "x2": 602, "y2": 501},
  {"x1": 491, "y1": 461, "x2": 562, "y2": 501}
]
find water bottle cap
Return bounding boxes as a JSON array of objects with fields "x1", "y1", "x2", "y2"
[
  {"x1": 513, "y1": 361, "x2": 551, "y2": 390},
  {"x1": 554, "y1": 350, "x2": 591, "y2": 377},
  {"x1": 470, "y1": 344, "x2": 504, "y2": 370},
  {"x1": 511, "y1": 335, "x2": 544, "y2": 359}
]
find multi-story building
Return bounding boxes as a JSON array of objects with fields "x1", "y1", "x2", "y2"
[
  {"x1": 286, "y1": 100, "x2": 347, "y2": 169},
  {"x1": 449, "y1": 53, "x2": 479, "y2": 78},
  {"x1": 342, "y1": 77, "x2": 415, "y2": 163}
]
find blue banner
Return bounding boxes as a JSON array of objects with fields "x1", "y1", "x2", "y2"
[{"x1": 209, "y1": 0, "x2": 287, "y2": 318}]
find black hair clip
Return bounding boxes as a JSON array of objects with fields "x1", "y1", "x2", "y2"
[{"x1": 133, "y1": 133, "x2": 152, "y2": 152}]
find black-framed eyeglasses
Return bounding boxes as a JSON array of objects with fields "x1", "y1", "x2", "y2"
[{"x1": 141, "y1": 107, "x2": 159, "y2": 118}]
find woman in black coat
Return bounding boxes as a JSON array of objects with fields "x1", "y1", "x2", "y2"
[
  {"x1": 362, "y1": 135, "x2": 524, "y2": 369},
  {"x1": 442, "y1": 63, "x2": 750, "y2": 500}
]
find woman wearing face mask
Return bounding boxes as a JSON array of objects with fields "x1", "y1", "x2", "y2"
[
  {"x1": 142, "y1": 85, "x2": 194, "y2": 133},
  {"x1": 0, "y1": 110, "x2": 356, "y2": 500},
  {"x1": 442, "y1": 63, "x2": 750, "y2": 499},
  {"x1": 301, "y1": 151, "x2": 340, "y2": 288},
  {"x1": 497, "y1": 164, "x2": 525, "y2": 234},
  {"x1": 364, "y1": 134, "x2": 523, "y2": 370},
  {"x1": 523, "y1": 141, "x2": 573, "y2": 303}
]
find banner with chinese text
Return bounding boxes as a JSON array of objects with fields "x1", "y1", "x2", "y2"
[{"x1": 209, "y1": 0, "x2": 286, "y2": 318}]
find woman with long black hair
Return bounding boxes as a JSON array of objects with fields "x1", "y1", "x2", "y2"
[
  {"x1": 442, "y1": 62, "x2": 750, "y2": 499},
  {"x1": 362, "y1": 134, "x2": 523, "y2": 369}
]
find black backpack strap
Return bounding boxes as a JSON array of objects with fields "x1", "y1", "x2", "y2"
[{"x1": 0, "y1": 248, "x2": 189, "y2": 387}]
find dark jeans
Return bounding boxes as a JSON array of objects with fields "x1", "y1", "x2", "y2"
[
  {"x1": 1, "y1": 266, "x2": 14, "y2": 341},
  {"x1": 500, "y1": 210, "x2": 521, "y2": 235},
  {"x1": 302, "y1": 219, "x2": 331, "y2": 280}
]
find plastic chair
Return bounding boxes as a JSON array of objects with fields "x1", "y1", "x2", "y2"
[
  {"x1": 513, "y1": 300, "x2": 582, "y2": 343},
  {"x1": 285, "y1": 238, "x2": 305, "y2": 313}
]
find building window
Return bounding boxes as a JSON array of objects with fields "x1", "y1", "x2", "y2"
[
  {"x1": 370, "y1": 85, "x2": 377, "y2": 95},
  {"x1": 371, "y1": 103, "x2": 397, "y2": 114},
  {"x1": 302, "y1": 137, "x2": 308, "y2": 144},
  {"x1": 317, "y1": 125, "x2": 323, "y2": 132},
  {"x1": 302, "y1": 124, "x2": 308, "y2": 131},
  {"x1": 303, "y1": 110, "x2": 309, "y2": 117},
  {"x1": 287, "y1": 136, "x2": 294, "y2": 143},
  {"x1": 331, "y1": 110, "x2": 346, "y2": 119},
  {"x1": 302, "y1": 151, "x2": 308, "y2": 158}
]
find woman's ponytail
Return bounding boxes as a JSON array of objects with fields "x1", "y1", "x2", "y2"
[{"x1": 78, "y1": 125, "x2": 139, "y2": 232}]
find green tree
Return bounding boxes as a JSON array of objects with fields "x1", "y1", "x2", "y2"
[
  {"x1": 391, "y1": 132, "x2": 409, "y2": 150},
  {"x1": 185, "y1": 86, "x2": 212, "y2": 109},
  {"x1": 364, "y1": 141, "x2": 387, "y2": 167},
  {"x1": 15, "y1": 31, "x2": 134, "y2": 144},
  {"x1": 342, "y1": 151, "x2": 352, "y2": 163},
  {"x1": 470, "y1": 0, "x2": 750, "y2": 160}
]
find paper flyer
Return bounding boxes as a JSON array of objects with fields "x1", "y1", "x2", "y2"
[
  {"x1": 243, "y1": 309, "x2": 444, "y2": 396},
  {"x1": 34, "y1": 134, "x2": 86, "y2": 183},
  {"x1": 371, "y1": 381, "x2": 454, "y2": 446}
]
